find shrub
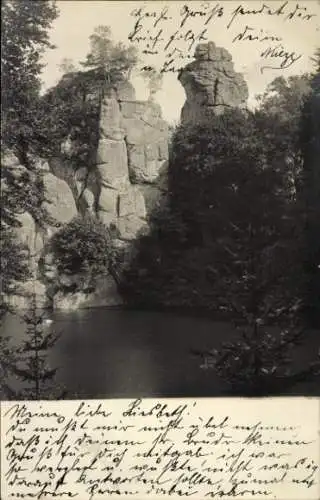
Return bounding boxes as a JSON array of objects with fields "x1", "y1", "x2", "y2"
[{"x1": 50, "y1": 215, "x2": 111, "y2": 290}]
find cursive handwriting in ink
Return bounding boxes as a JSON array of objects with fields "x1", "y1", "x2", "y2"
[
  {"x1": 260, "y1": 44, "x2": 303, "y2": 72},
  {"x1": 232, "y1": 25, "x2": 283, "y2": 43},
  {"x1": 127, "y1": 2, "x2": 317, "y2": 78},
  {"x1": 179, "y1": 3, "x2": 224, "y2": 28},
  {"x1": 1, "y1": 399, "x2": 319, "y2": 498},
  {"x1": 227, "y1": 2, "x2": 316, "y2": 29}
]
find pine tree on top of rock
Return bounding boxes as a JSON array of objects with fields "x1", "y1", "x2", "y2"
[{"x1": 81, "y1": 25, "x2": 138, "y2": 82}]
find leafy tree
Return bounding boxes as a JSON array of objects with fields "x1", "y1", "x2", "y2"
[
  {"x1": 1, "y1": 0, "x2": 58, "y2": 155},
  {"x1": 1, "y1": 1, "x2": 59, "y2": 302},
  {"x1": 169, "y1": 109, "x2": 302, "y2": 316},
  {"x1": 141, "y1": 67, "x2": 163, "y2": 100},
  {"x1": 1, "y1": 292, "x2": 66, "y2": 400},
  {"x1": 256, "y1": 75, "x2": 312, "y2": 195},
  {"x1": 81, "y1": 25, "x2": 138, "y2": 82},
  {"x1": 299, "y1": 66, "x2": 320, "y2": 325},
  {"x1": 58, "y1": 57, "x2": 77, "y2": 74},
  {"x1": 196, "y1": 323, "x2": 320, "y2": 396},
  {"x1": 50, "y1": 215, "x2": 112, "y2": 292},
  {"x1": 119, "y1": 203, "x2": 188, "y2": 307},
  {"x1": 0, "y1": 230, "x2": 30, "y2": 298},
  {"x1": 311, "y1": 48, "x2": 320, "y2": 72},
  {"x1": 35, "y1": 73, "x2": 101, "y2": 164}
]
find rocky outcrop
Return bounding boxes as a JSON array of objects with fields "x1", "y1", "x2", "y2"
[
  {"x1": 3, "y1": 44, "x2": 250, "y2": 310},
  {"x1": 1, "y1": 151, "x2": 77, "y2": 309},
  {"x1": 93, "y1": 81, "x2": 169, "y2": 241},
  {"x1": 179, "y1": 41, "x2": 248, "y2": 124},
  {"x1": 2, "y1": 77, "x2": 169, "y2": 310}
]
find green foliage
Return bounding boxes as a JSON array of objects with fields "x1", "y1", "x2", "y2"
[
  {"x1": 1, "y1": 0, "x2": 59, "y2": 306},
  {"x1": 197, "y1": 322, "x2": 320, "y2": 396},
  {"x1": 81, "y1": 25, "x2": 138, "y2": 81},
  {"x1": 1, "y1": 293, "x2": 66, "y2": 400},
  {"x1": 50, "y1": 215, "x2": 111, "y2": 291},
  {"x1": 299, "y1": 69, "x2": 320, "y2": 325},
  {"x1": 35, "y1": 70, "x2": 101, "y2": 162},
  {"x1": 0, "y1": 229, "x2": 30, "y2": 298},
  {"x1": 256, "y1": 74, "x2": 312, "y2": 193},
  {"x1": 119, "y1": 202, "x2": 189, "y2": 307},
  {"x1": 119, "y1": 86, "x2": 320, "y2": 394},
  {"x1": 59, "y1": 57, "x2": 77, "y2": 74},
  {"x1": 141, "y1": 67, "x2": 163, "y2": 99},
  {"x1": 1, "y1": 0, "x2": 58, "y2": 153},
  {"x1": 122, "y1": 108, "x2": 302, "y2": 317},
  {"x1": 1, "y1": 150, "x2": 57, "y2": 228},
  {"x1": 311, "y1": 48, "x2": 320, "y2": 73}
]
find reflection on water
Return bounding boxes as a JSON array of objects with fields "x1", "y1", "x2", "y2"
[{"x1": 1, "y1": 308, "x2": 319, "y2": 398}]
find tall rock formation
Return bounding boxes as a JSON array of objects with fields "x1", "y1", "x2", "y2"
[
  {"x1": 2, "y1": 75, "x2": 169, "y2": 310},
  {"x1": 179, "y1": 41, "x2": 248, "y2": 124},
  {"x1": 3, "y1": 43, "x2": 249, "y2": 310},
  {"x1": 94, "y1": 81, "x2": 169, "y2": 241}
]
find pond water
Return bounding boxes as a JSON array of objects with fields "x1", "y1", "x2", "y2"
[{"x1": 1, "y1": 308, "x2": 319, "y2": 398}]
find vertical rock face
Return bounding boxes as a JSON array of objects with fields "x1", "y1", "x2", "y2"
[
  {"x1": 95, "y1": 80, "x2": 169, "y2": 242},
  {"x1": 179, "y1": 41, "x2": 248, "y2": 124},
  {"x1": 1, "y1": 151, "x2": 77, "y2": 309}
]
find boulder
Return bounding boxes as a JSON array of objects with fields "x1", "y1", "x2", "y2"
[{"x1": 179, "y1": 41, "x2": 248, "y2": 124}]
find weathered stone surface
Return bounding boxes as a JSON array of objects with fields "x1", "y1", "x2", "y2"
[
  {"x1": 127, "y1": 145, "x2": 166, "y2": 185},
  {"x1": 127, "y1": 146, "x2": 163, "y2": 184},
  {"x1": 82, "y1": 188, "x2": 95, "y2": 213},
  {"x1": 145, "y1": 143, "x2": 159, "y2": 162},
  {"x1": 117, "y1": 216, "x2": 149, "y2": 241},
  {"x1": 158, "y1": 138, "x2": 169, "y2": 160},
  {"x1": 14, "y1": 212, "x2": 43, "y2": 257},
  {"x1": 114, "y1": 80, "x2": 136, "y2": 101},
  {"x1": 179, "y1": 41, "x2": 248, "y2": 124},
  {"x1": 53, "y1": 273, "x2": 122, "y2": 309},
  {"x1": 42, "y1": 172, "x2": 78, "y2": 225},
  {"x1": 100, "y1": 97, "x2": 125, "y2": 141},
  {"x1": 123, "y1": 118, "x2": 147, "y2": 145},
  {"x1": 127, "y1": 144, "x2": 145, "y2": 180},
  {"x1": 97, "y1": 139, "x2": 129, "y2": 190},
  {"x1": 98, "y1": 187, "x2": 118, "y2": 215},
  {"x1": 118, "y1": 186, "x2": 146, "y2": 219},
  {"x1": 120, "y1": 100, "x2": 149, "y2": 119}
]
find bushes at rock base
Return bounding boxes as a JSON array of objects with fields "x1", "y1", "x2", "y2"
[{"x1": 50, "y1": 215, "x2": 111, "y2": 292}]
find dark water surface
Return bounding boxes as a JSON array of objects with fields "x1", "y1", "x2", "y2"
[{"x1": 1, "y1": 308, "x2": 319, "y2": 398}]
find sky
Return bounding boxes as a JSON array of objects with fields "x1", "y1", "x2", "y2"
[{"x1": 42, "y1": 1, "x2": 320, "y2": 124}]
